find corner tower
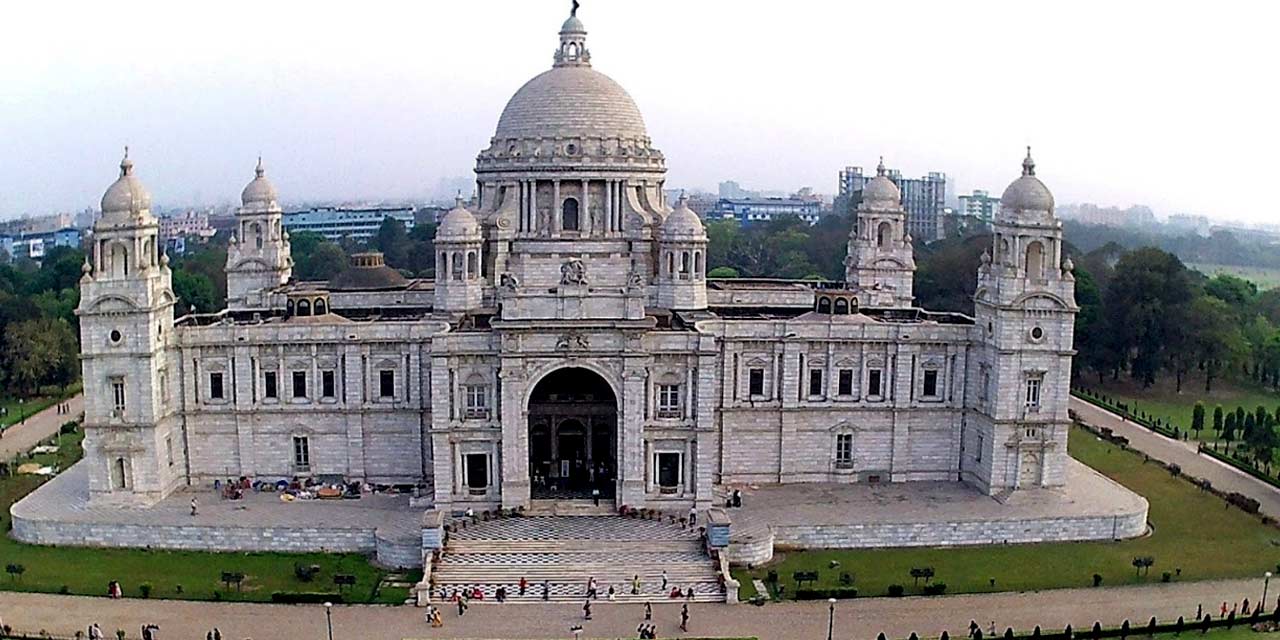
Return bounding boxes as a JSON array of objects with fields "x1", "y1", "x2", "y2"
[
  {"x1": 844, "y1": 159, "x2": 915, "y2": 307},
  {"x1": 77, "y1": 150, "x2": 182, "y2": 505},
  {"x1": 965, "y1": 149, "x2": 1077, "y2": 494},
  {"x1": 226, "y1": 158, "x2": 292, "y2": 309}
]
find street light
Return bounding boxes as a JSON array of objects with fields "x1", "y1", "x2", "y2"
[
  {"x1": 18, "y1": 398, "x2": 24, "y2": 425},
  {"x1": 323, "y1": 602, "x2": 334, "y2": 640},
  {"x1": 827, "y1": 597, "x2": 837, "y2": 640},
  {"x1": 1263, "y1": 572, "x2": 1272, "y2": 614}
]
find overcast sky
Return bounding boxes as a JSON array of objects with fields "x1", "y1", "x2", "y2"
[{"x1": 1, "y1": 0, "x2": 1276, "y2": 222}]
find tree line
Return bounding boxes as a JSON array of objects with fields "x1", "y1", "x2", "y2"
[{"x1": 0, "y1": 247, "x2": 82, "y2": 397}]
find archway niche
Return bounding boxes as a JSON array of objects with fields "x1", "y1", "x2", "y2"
[{"x1": 527, "y1": 367, "x2": 617, "y2": 500}]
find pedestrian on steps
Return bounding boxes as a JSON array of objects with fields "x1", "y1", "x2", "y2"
[
  {"x1": 543, "y1": 579, "x2": 550, "y2": 601},
  {"x1": 660, "y1": 570, "x2": 668, "y2": 591},
  {"x1": 519, "y1": 576, "x2": 528, "y2": 596},
  {"x1": 680, "y1": 603, "x2": 690, "y2": 632},
  {"x1": 583, "y1": 600, "x2": 593, "y2": 620},
  {"x1": 644, "y1": 601, "x2": 652, "y2": 621},
  {"x1": 631, "y1": 574, "x2": 641, "y2": 595}
]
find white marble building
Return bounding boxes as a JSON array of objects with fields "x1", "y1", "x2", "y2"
[{"x1": 75, "y1": 8, "x2": 1077, "y2": 515}]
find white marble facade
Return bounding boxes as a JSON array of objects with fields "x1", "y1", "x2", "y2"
[{"x1": 75, "y1": 8, "x2": 1077, "y2": 512}]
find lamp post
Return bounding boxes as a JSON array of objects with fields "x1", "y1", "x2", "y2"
[
  {"x1": 827, "y1": 597, "x2": 837, "y2": 640},
  {"x1": 18, "y1": 398, "x2": 24, "y2": 425},
  {"x1": 323, "y1": 602, "x2": 334, "y2": 640},
  {"x1": 1263, "y1": 572, "x2": 1272, "y2": 614}
]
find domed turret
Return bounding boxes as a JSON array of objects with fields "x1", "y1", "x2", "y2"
[
  {"x1": 100, "y1": 148, "x2": 153, "y2": 224},
  {"x1": 661, "y1": 195, "x2": 705, "y2": 239},
  {"x1": 999, "y1": 147, "x2": 1054, "y2": 218},
  {"x1": 655, "y1": 194, "x2": 708, "y2": 311},
  {"x1": 861, "y1": 158, "x2": 901, "y2": 208},
  {"x1": 240, "y1": 157, "x2": 279, "y2": 209},
  {"x1": 436, "y1": 199, "x2": 482, "y2": 241},
  {"x1": 434, "y1": 197, "x2": 484, "y2": 314}
]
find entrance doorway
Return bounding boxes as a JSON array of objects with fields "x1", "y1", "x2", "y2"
[{"x1": 527, "y1": 368, "x2": 617, "y2": 500}]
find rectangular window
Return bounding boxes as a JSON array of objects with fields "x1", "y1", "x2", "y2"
[
  {"x1": 867, "y1": 369, "x2": 883, "y2": 397},
  {"x1": 111, "y1": 377, "x2": 126, "y2": 415},
  {"x1": 976, "y1": 434, "x2": 984, "y2": 462},
  {"x1": 922, "y1": 369, "x2": 939, "y2": 398},
  {"x1": 293, "y1": 436, "x2": 311, "y2": 472},
  {"x1": 465, "y1": 384, "x2": 489, "y2": 418},
  {"x1": 166, "y1": 436, "x2": 174, "y2": 467},
  {"x1": 656, "y1": 452, "x2": 681, "y2": 489},
  {"x1": 657, "y1": 384, "x2": 681, "y2": 417},
  {"x1": 209, "y1": 372, "x2": 224, "y2": 400},
  {"x1": 748, "y1": 368, "x2": 765, "y2": 396},
  {"x1": 1025, "y1": 377, "x2": 1042, "y2": 410},
  {"x1": 292, "y1": 371, "x2": 307, "y2": 399},
  {"x1": 379, "y1": 370, "x2": 395, "y2": 399},
  {"x1": 838, "y1": 369, "x2": 854, "y2": 396},
  {"x1": 321, "y1": 370, "x2": 336, "y2": 399},
  {"x1": 263, "y1": 371, "x2": 278, "y2": 399},
  {"x1": 835, "y1": 433, "x2": 853, "y2": 467},
  {"x1": 464, "y1": 453, "x2": 488, "y2": 490},
  {"x1": 808, "y1": 369, "x2": 824, "y2": 397}
]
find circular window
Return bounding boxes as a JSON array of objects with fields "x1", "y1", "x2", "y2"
[
  {"x1": 109, "y1": 329, "x2": 122, "y2": 344},
  {"x1": 1030, "y1": 326, "x2": 1045, "y2": 341},
  {"x1": 565, "y1": 143, "x2": 578, "y2": 156}
]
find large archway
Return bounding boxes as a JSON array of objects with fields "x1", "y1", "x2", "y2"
[{"x1": 527, "y1": 367, "x2": 617, "y2": 501}]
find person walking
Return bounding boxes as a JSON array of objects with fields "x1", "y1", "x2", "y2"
[
  {"x1": 644, "y1": 601, "x2": 652, "y2": 621},
  {"x1": 190, "y1": 497, "x2": 199, "y2": 516},
  {"x1": 456, "y1": 595, "x2": 467, "y2": 617},
  {"x1": 1244, "y1": 598, "x2": 1252, "y2": 615},
  {"x1": 631, "y1": 574, "x2": 641, "y2": 595},
  {"x1": 89, "y1": 624, "x2": 104, "y2": 640},
  {"x1": 212, "y1": 628, "x2": 221, "y2": 640},
  {"x1": 660, "y1": 570, "x2": 668, "y2": 592},
  {"x1": 1221, "y1": 602, "x2": 1229, "y2": 617},
  {"x1": 688, "y1": 506, "x2": 697, "y2": 526},
  {"x1": 583, "y1": 600, "x2": 593, "y2": 621},
  {"x1": 680, "y1": 603, "x2": 690, "y2": 632},
  {"x1": 519, "y1": 576, "x2": 528, "y2": 596},
  {"x1": 543, "y1": 579, "x2": 550, "y2": 601}
]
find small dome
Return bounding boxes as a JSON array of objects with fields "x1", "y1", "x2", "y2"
[
  {"x1": 861, "y1": 157, "x2": 900, "y2": 206},
  {"x1": 328, "y1": 252, "x2": 409, "y2": 291},
  {"x1": 100, "y1": 148, "x2": 152, "y2": 221},
  {"x1": 1000, "y1": 148, "x2": 1055, "y2": 216},
  {"x1": 240, "y1": 157, "x2": 279, "y2": 209},
  {"x1": 662, "y1": 195, "x2": 706, "y2": 238},
  {"x1": 561, "y1": 15, "x2": 585, "y2": 33},
  {"x1": 436, "y1": 199, "x2": 481, "y2": 240}
]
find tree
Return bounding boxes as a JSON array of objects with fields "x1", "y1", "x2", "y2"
[
  {"x1": 1244, "y1": 413, "x2": 1257, "y2": 441},
  {"x1": 295, "y1": 242, "x2": 349, "y2": 281},
  {"x1": 1131, "y1": 556, "x2": 1155, "y2": 577},
  {"x1": 1, "y1": 317, "x2": 78, "y2": 395},
  {"x1": 1105, "y1": 248, "x2": 1194, "y2": 387},
  {"x1": 1224, "y1": 413, "x2": 1237, "y2": 443},
  {"x1": 1236, "y1": 407, "x2": 1247, "y2": 432},
  {"x1": 172, "y1": 269, "x2": 218, "y2": 316},
  {"x1": 1191, "y1": 402, "x2": 1206, "y2": 438},
  {"x1": 1187, "y1": 296, "x2": 1247, "y2": 392},
  {"x1": 1214, "y1": 405, "x2": 1225, "y2": 438},
  {"x1": 707, "y1": 266, "x2": 740, "y2": 278},
  {"x1": 5, "y1": 563, "x2": 24, "y2": 582},
  {"x1": 373, "y1": 217, "x2": 410, "y2": 269},
  {"x1": 1204, "y1": 274, "x2": 1258, "y2": 309}
]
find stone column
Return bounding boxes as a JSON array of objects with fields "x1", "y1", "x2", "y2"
[
  {"x1": 620, "y1": 364, "x2": 646, "y2": 506},
  {"x1": 499, "y1": 361, "x2": 529, "y2": 509},
  {"x1": 582, "y1": 179, "x2": 591, "y2": 236},
  {"x1": 605, "y1": 180, "x2": 614, "y2": 235},
  {"x1": 529, "y1": 180, "x2": 537, "y2": 234},
  {"x1": 552, "y1": 180, "x2": 561, "y2": 237}
]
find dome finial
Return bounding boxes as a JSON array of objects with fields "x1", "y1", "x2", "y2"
[
  {"x1": 1022, "y1": 146, "x2": 1036, "y2": 177},
  {"x1": 555, "y1": 0, "x2": 590, "y2": 66},
  {"x1": 120, "y1": 146, "x2": 133, "y2": 176},
  {"x1": 571, "y1": 0, "x2": 580, "y2": 17},
  {"x1": 455, "y1": 190, "x2": 465, "y2": 208},
  {"x1": 255, "y1": 155, "x2": 265, "y2": 178},
  {"x1": 876, "y1": 156, "x2": 886, "y2": 177}
]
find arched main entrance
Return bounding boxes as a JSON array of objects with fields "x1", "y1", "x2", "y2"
[{"x1": 527, "y1": 367, "x2": 617, "y2": 501}]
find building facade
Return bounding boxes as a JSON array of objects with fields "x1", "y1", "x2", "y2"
[
  {"x1": 839, "y1": 165, "x2": 948, "y2": 241},
  {"x1": 710, "y1": 197, "x2": 822, "y2": 225},
  {"x1": 282, "y1": 206, "x2": 416, "y2": 241},
  {"x1": 1, "y1": 227, "x2": 82, "y2": 261},
  {"x1": 75, "y1": 10, "x2": 1077, "y2": 515},
  {"x1": 958, "y1": 189, "x2": 1001, "y2": 223}
]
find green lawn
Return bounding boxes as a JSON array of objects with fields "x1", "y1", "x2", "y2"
[
  {"x1": 0, "y1": 425, "x2": 410, "y2": 604},
  {"x1": 1078, "y1": 376, "x2": 1279, "y2": 441},
  {"x1": 1188, "y1": 263, "x2": 1280, "y2": 291},
  {"x1": 734, "y1": 425, "x2": 1280, "y2": 600}
]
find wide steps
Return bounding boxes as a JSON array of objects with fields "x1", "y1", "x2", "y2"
[{"x1": 443, "y1": 540, "x2": 699, "y2": 554}]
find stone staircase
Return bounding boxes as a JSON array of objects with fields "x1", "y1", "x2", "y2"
[{"x1": 431, "y1": 515, "x2": 725, "y2": 603}]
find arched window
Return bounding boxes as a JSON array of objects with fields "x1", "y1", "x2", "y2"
[
  {"x1": 287, "y1": 299, "x2": 295, "y2": 316},
  {"x1": 297, "y1": 299, "x2": 311, "y2": 316},
  {"x1": 694, "y1": 252, "x2": 703, "y2": 279},
  {"x1": 877, "y1": 221, "x2": 892, "y2": 248},
  {"x1": 680, "y1": 251, "x2": 691, "y2": 279},
  {"x1": 142, "y1": 237, "x2": 155, "y2": 267},
  {"x1": 1026, "y1": 241, "x2": 1045, "y2": 280},
  {"x1": 834, "y1": 298, "x2": 850, "y2": 314},
  {"x1": 314, "y1": 298, "x2": 327, "y2": 315},
  {"x1": 1000, "y1": 237, "x2": 1011, "y2": 264},
  {"x1": 562, "y1": 198, "x2": 580, "y2": 231},
  {"x1": 467, "y1": 251, "x2": 478, "y2": 279},
  {"x1": 817, "y1": 297, "x2": 832, "y2": 314},
  {"x1": 452, "y1": 252, "x2": 463, "y2": 281},
  {"x1": 667, "y1": 252, "x2": 675, "y2": 277},
  {"x1": 438, "y1": 251, "x2": 447, "y2": 278},
  {"x1": 253, "y1": 222, "x2": 264, "y2": 249},
  {"x1": 110, "y1": 242, "x2": 129, "y2": 278}
]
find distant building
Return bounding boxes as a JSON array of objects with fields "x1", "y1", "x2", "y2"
[
  {"x1": 1057, "y1": 204, "x2": 1157, "y2": 229},
  {"x1": 416, "y1": 206, "x2": 448, "y2": 228},
  {"x1": 718, "y1": 180, "x2": 747, "y2": 199},
  {"x1": 0, "y1": 227, "x2": 82, "y2": 261},
  {"x1": 712, "y1": 197, "x2": 821, "y2": 225},
  {"x1": 158, "y1": 210, "x2": 216, "y2": 241},
  {"x1": 282, "y1": 206, "x2": 416, "y2": 241},
  {"x1": 958, "y1": 190, "x2": 1001, "y2": 223},
  {"x1": 0, "y1": 212, "x2": 75, "y2": 236},
  {"x1": 839, "y1": 164, "x2": 947, "y2": 241},
  {"x1": 1167, "y1": 214, "x2": 1211, "y2": 237}
]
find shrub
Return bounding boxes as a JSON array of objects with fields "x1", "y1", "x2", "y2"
[
  {"x1": 1168, "y1": 464, "x2": 1181, "y2": 477},
  {"x1": 1226, "y1": 492, "x2": 1261, "y2": 513},
  {"x1": 139, "y1": 583, "x2": 152, "y2": 598},
  {"x1": 294, "y1": 563, "x2": 321, "y2": 582},
  {"x1": 1161, "y1": 572, "x2": 1172, "y2": 583},
  {"x1": 886, "y1": 584, "x2": 905, "y2": 597},
  {"x1": 1091, "y1": 573, "x2": 1103, "y2": 587},
  {"x1": 60, "y1": 421, "x2": 79, "y2": 435},
  {"x1": 922, "y1": 583, "x2": 947, "y2": 596},
  {"x1": 765, "y1": 570, "x2": 779, "y2": 585},
  {"x1": 58, "y1": 585, "x2": 69, "y2": 595},
  {"x1": 794, "y1": 587, "x2": 858, "y2": 600},
  {"x1": 839, "y1": 572, "x2": 854, "y2": 586},
  {"x1": 270, "y1": 592, "x2": 344, "y2": 604}
]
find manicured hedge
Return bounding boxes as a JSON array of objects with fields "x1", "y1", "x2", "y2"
[
  {"x1": 794, "y1": 587, "x2": 858, "y2": 600},
  {"x1": 270, "y1": 592, "x2": 344, "y2": 604}
]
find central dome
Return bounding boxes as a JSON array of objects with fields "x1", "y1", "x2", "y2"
[{"x1": 494, "y1": 66, "x2": 648, "y2": 141}]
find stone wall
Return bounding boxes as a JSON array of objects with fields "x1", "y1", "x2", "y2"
[{"x1": 770, "y1": 510, "x2": 1147, "y2": 550}]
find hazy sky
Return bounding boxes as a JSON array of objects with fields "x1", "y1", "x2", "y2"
[{"x1": 2, "y1": 0, "x2": 1276, "y2": 222}]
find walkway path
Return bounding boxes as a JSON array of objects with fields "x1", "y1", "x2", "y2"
[
  {"x1": 1071, "y1": 397, "x2": 1280, "y2": 519},
  {"x1": 0, "y1": 577, "x2": 1269, "y2": 640},
  {"x1": 0, "y1": 394, "x2": 81, "y2": 459}
]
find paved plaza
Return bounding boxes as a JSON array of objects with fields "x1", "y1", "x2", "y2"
[{"x1": 0, "y1": 578, "x2": 1268, "y2": 640}]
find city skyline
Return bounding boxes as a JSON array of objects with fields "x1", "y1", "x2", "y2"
[{"x1": 1, "y1": 0, "x2": 1275, "y2": 222}]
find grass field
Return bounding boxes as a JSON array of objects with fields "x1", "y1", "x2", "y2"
[
  {"x1": 1188, "y1": 263, "x2": 1280, "y2": 291},
  {"x1": 1078, "y1": 376, "x2": 1279, "y2": 440},
  {"x1": 734, "y1": 425, "x2": 1280, "y2": 600},
  {"x1": 0, "y1": 425, "x2": 413, "y2": 604}
]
